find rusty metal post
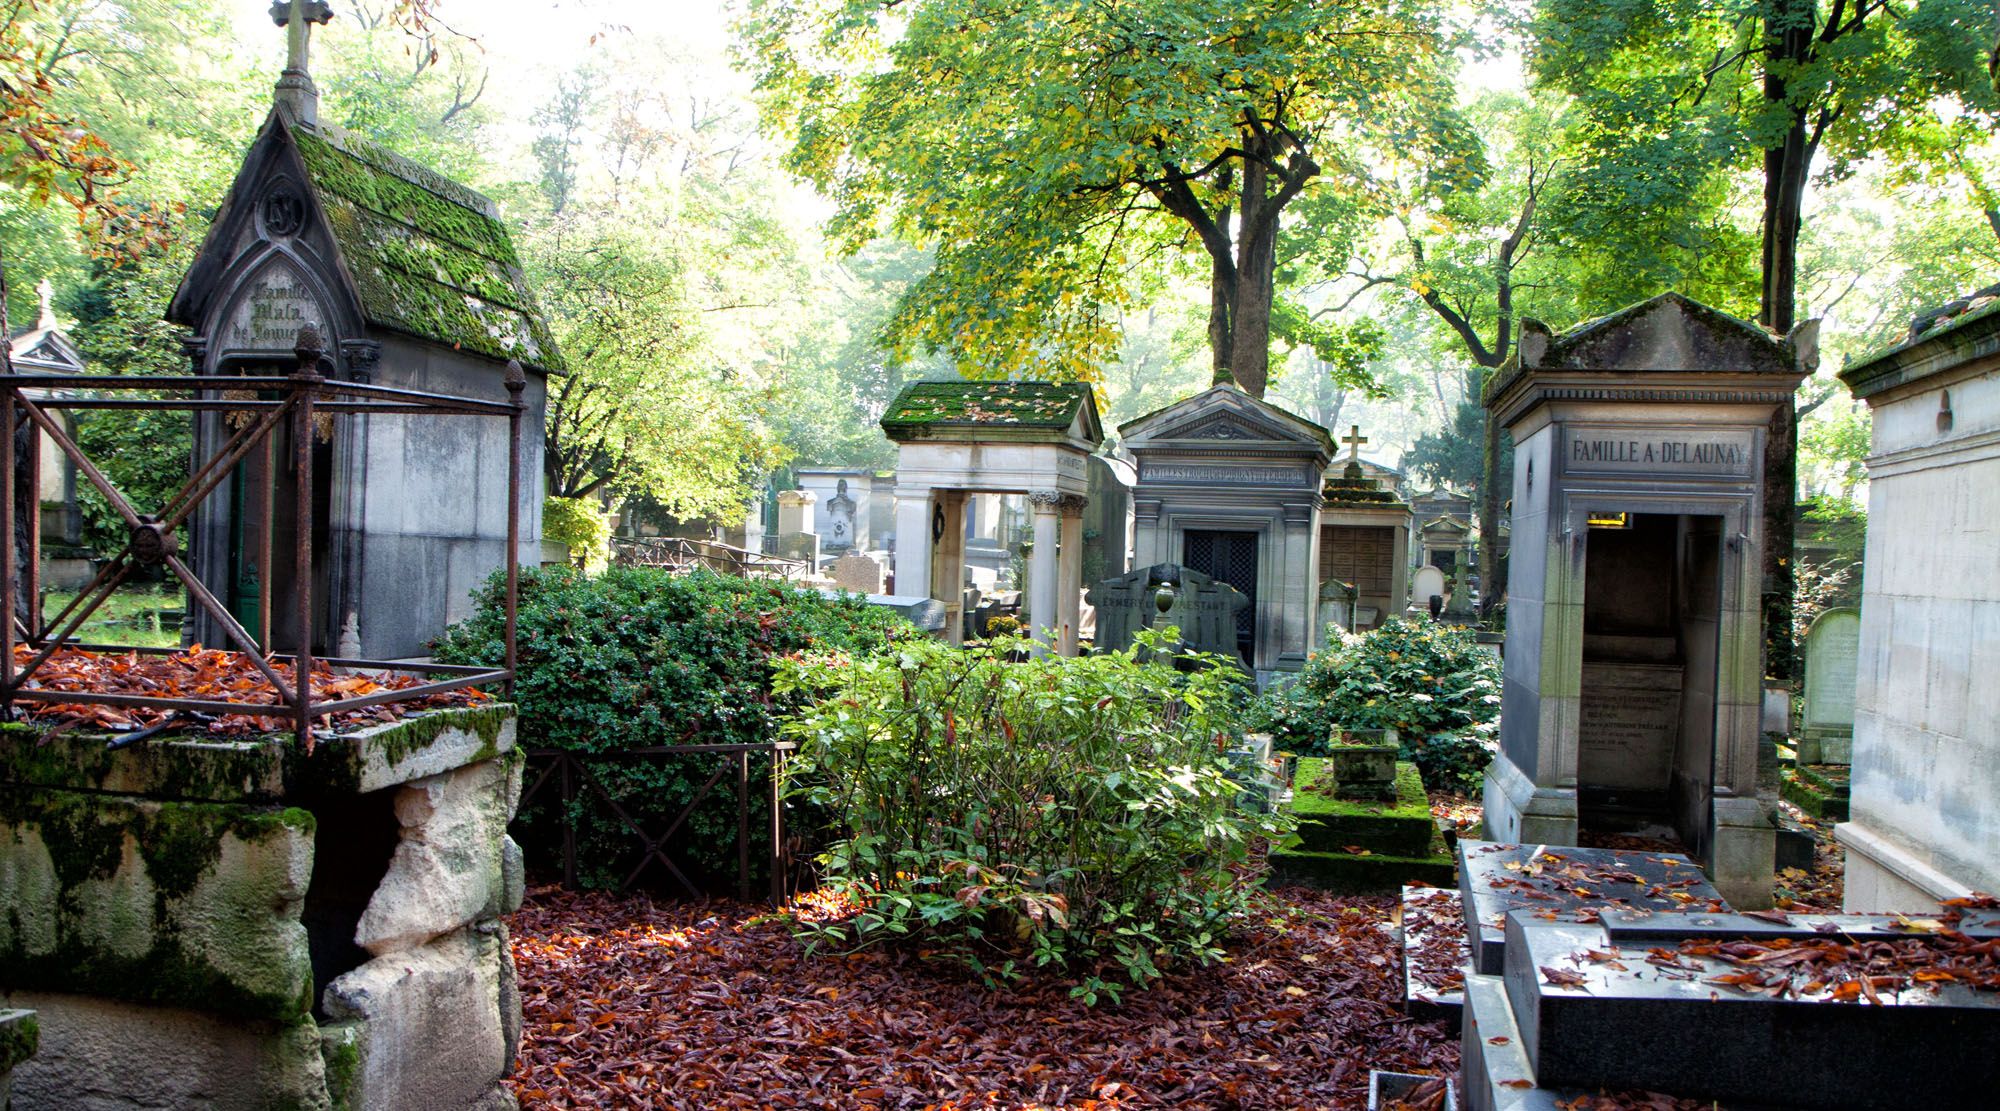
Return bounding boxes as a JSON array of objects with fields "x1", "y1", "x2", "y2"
[
  {"x1": 291, "y1": 326, "x2": 323, "y2": 745},
  {"x1": 503, "y1": 360, "x2": 524, "y2": 694},
  {"x1": 260, "y1": 430, "x2": 275, "y2": 654},
  {"x1": 1, "y1": 387, "x2": 16, "y2": 715},
  {"x1": 768, "y1": 746, "x2": 786, "y2": 906},
  {"x1": 560, "y1": 752, "x2": 577, "y2": 889},
  {"x1": 25, "y1": 411, "x2": 40, "y2": 639},
  {"x1": 736, "y1": 748, "x2": 750, "y2": 902}
]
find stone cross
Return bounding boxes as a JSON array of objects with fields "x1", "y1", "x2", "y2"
[
  {"x1": 270, "y1": 1, "x2": 335, "y2": 125},
  {"x1": 1341, "y1": 424, "x2": 1368, "y2": 464}
]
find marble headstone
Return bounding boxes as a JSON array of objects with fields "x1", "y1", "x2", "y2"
[
  {"x1": 1799, "y1": 606, "x2": 1859, "y2": 764},
  {"x1": 1410, "y1": 565, "x2": 1447, "y2": 614},
  {"x1": 830, "y1": 551, "x2": 883, "y2": 595}
]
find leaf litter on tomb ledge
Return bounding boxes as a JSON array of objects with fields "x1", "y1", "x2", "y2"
[
  {"x1": 12, "y1": 644, "x2": 492, "y2": 739},
  {"x1": 505, "y1": 884, "x2": 1458, "y2": 1110}
]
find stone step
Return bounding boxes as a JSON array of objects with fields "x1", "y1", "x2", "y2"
[
  {"x1": 1269, "y1": 831, "x2": 1456, "y2": 894},
  {"x1": 1289, "y1": 758, "x2": 1437, "y2": 857},
  {"x1": 1400, "y1": 885, "x2": 1468, "y2": 1028}
]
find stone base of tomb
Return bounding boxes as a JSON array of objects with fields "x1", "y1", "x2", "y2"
[
  {"x1": 0, "y1": 706, "x2": 523, "y2": 1110},
  {"x1": 1478, "y1": 756, "x2": 1577, "y2": 846},
  {"x1": 1269, "y1": 760, "x2": 1455, "y2": 892},
  {"x1": 1836, "y1": 820, "x2": 1977, "y2": 913}
]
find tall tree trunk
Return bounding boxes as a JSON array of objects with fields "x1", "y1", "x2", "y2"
[
  {"x1": 1228, "y1": 144, "x2": 1276, "y2": 398},
  {"x1": 1757, "y1": 0, "x2": 1812, "y2": 687},
  {"x1": 1208, "y1": 247, "x2": 1234, "y2": 387}
]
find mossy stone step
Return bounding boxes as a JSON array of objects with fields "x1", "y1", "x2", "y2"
[
  {"x1": 1269, "y1": 830, "x2": 1457, "y2": 894},
  {"x1": 1288, "y1": 759, "x2": 1437, "y2": 857},
  {"x1": 1781, "y1": 770, "x2": 1849, "y2": 821}
]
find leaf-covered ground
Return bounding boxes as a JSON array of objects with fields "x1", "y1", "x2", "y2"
[{"x1": 507, "y1": 886, "x2": 1457, "y2": 1110}]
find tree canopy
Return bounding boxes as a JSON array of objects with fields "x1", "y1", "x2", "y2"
[{"x1": 740, "y1": 0, "x2": 1476, "y2": 396}]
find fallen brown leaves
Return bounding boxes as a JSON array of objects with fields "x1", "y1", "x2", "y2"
[
  {"x1": 14, "y1": 644, "x2": 490, "y2": 737},
  {"x1": 507, "y1": 885, "x2": 1458, "y2": 1110}
]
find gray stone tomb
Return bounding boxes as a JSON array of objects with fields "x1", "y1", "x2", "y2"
[
  {"x1": 830, "y1": 550, "x2": 884, "y2": 595},
  {"x1": 166, "y1": 4, "x2": 553, "y2": 660},
  {"x1": 1121, "y1": 385, "x2": 1330, "y2": 681},
  {"x1": 1798, "y1": 606, "x2": 1859, "y2": 765},
  {"x1": 1480, "y1": 292, "x2": 1815, "y2": 909}
]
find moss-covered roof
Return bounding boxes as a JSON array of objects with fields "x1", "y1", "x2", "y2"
[
  {"x1": 291, "y1": 124, "x2": 562, "y2": 373},
  {"x1": 1842, "y1": 282, "x2": 2000, "y2": 399},
  {"x1": 1483, "y1": 291, "x2": 1791, "y2": 409},
  {"x1": 880, "y1": 380, "x2": 1095, "y2": 432}
]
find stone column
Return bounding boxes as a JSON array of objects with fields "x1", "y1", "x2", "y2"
[
  {"x1": 1027, "y1": 491, "x2": 1062, "y2": 654},
  {"x1": 892, "y1": 490, "x2": 932, "y2": 600},
  {"x1": 931, "y1": 490, "x2": 968, "y2": 645},
  {"x1": 1056, "y1": 495, "x2": 1087, "y2": 656}
]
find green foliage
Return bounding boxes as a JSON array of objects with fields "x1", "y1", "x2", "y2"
[
  {"x1": 773, "y1": 630, "x2": 1285, "y2": 999},
  {"x1": 1251, "y1": 619, "x2": 1499, "y2": 794},
  {"x1": 539, "y1": 496, "x2": 608, "y2": 572},
  {"x1": 740, "y1": 0, "x2": 1469, "y2": 390},
  {"x1": 71, "y1": 407, "x2": 190, "y2": 559},
  {"x1": 433, "y1": 565, "x2": 913, "y2": 889}
]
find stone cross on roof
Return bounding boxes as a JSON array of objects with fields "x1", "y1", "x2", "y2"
[
  {"x1": 270, "y1": 0, "x2": 335, "y2": 126},
  {"x1": 1341, "y1": 424, "x2": 1368, "y2": 464}
]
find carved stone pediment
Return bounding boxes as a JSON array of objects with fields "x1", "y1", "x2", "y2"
[{"x1": 1121, "y1": 385, "x2": 1332, "y2": 459}]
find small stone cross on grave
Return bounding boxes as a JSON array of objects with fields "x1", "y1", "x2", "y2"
[
  {"x1": 1342, "y1": 424, "x2": 1369, "y2": 463},
  {"x1": 271, "y1": 1, "x2": 336, "y2": 125}
]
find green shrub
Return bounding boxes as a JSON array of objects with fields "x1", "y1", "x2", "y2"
[
  {"x1": 541, "y1": 496, "x2": 610, "y2": 573},
  {"x1": 774, "y1": 630, "x2": 1286, "y2": 1003},
  {"x1": 1251, "y1": 618, "x2": 1500, "y2": 794},
  {"x1": 433, "y1": 565, "x2": 913, "y2": 890}
]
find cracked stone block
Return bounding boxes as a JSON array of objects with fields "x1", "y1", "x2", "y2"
[
  {"x1": 322, "y1": 925, "x2": 516, "y2": 1111},
  {"x1": 354, "y1": 754, "x2": 519, "y2": 957}
]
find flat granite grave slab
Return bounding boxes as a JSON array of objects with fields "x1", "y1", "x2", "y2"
[
  {"x1": 1401, "y1": 885, "x2": 1468, "y2": 1025},
  {"x1": 1456, "y1": 840, "x2": 1725, "y2": 974},
  {"x1": 1500, "y1": 910, "x2": 2000, "y2": 1110}
]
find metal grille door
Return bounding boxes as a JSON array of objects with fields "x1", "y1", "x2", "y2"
[{"x1": 1182, "y1": 529, "x2": 1258, "y2": 665}]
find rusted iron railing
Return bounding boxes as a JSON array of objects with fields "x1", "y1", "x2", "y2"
[
  {"x1": 515, "y1": 741, "x2": 795, "y2": 905},
  {"x1": 611, "y1": 535, "x2": 810, "y2": 580},
  {"x1": 0, "y1": 324, "x2": 522, "y2": 747}
]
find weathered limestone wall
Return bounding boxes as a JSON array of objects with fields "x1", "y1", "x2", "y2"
[
  {"x1": 0, "y1": 706, "x2": 523, "y2": 1110},
  {"x1": 1837, "y1": 303, "x2": 2000, "y2": 910}
]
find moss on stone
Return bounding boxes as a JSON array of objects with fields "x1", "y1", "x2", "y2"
[
  {"x1": 880, "y1": 381, "x2": 1091, "y2": 431},
  {"x1": 1290, "y1": 759, "x2": 1430, "y2": 821},
  {"x1": 290, "y1": 125, "x2": 562, "y2": 373},
  {"x1": 318, "y1": 1020, "x2": 363, "y2": 1111},
  {"x1": 368, "y1": 704, "x2": 513, "y2": 769},
  {"x1": 0, "y1": 1009, "x2": 38, "y2": 1073},
  {"x1": 0, "y1": 789, "x2": 313, "y2": 1020},
  {"x1": 1268, "y1": 830, "x2": 1456, "y2": 894},
  {"x1": 0, "y1": 724, "x2": 284, "y2": 803}
]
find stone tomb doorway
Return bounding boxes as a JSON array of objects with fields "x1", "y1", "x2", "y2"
[
  {"x1": 1181, "y1": 528, "x2": 1259, "y2": 666},
  {"x1": 1576, "y1": 511, "x2": 1725, "y2": 856}
]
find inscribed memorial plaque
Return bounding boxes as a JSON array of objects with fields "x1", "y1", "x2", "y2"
[
  {"x1": 220, "y1": 258, "x2": 323, "y2": 356},
  {"x1": 1577, "y1": 662, "x2": 1682, "y2": 791},
  {"x1": 1562, "y1": 427, "x2": 1755, "y2": 478}
]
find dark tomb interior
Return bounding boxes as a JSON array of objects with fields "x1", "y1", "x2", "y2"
[
  {"x1": 1182, "y1": 529, "x2": 1258, "y2": 665},
  {"x1": 1578, "y1": 512, "x2": 1723, "y2": 855},
  {"x1": 300, "y1": 786, "x2": 402, "y2": 1014}
]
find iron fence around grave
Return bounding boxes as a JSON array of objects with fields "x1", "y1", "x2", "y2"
[
  {"x1": 0, "y1": 325, "x2": 523, "y2": 746},
  {"x1": 611, "y1": 536, "x2": 810, "y2": 581},
  {"x1": 514, "y1": 740, "x2": 799, "y2": 905}
]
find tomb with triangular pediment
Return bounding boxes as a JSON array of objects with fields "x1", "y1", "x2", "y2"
[
  {"x1": 164, "y1": 35, "x2": 558, "y2": 659},
  {"x1": 1117, "y1": 385, "x2": 1331, "y2": 682}
]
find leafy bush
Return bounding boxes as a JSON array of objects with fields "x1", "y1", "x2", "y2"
[
  {"x1": 434, "y1": 565, "x2": 913, "y2": 890},
  {"x1": 1251, "y1": 618, "x2": 1500, "y2": 794},
  {"x1": 774, "y1": 631, "x2": 1285, "y2": 1003},
  {"x1": 541, "y1": 495, "x2": 611, "y2": 572}
]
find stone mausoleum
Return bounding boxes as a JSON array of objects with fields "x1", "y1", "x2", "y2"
[
  {"x1": 880, "y1": 381, "x2": 1103, "y2": 654},
  {"x1": 1480, "y1": 293, "x2": 1814, "y2": 907},
  {"x1": 1120, "y1": 385, "x2": 1331, "y2": 682},
  {"x1": 1836, "y1": 289, "x2": 2000, "y2": 911},
  {"x1": 168, "y1": 10, "x2": 553, "y2": 660}
]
